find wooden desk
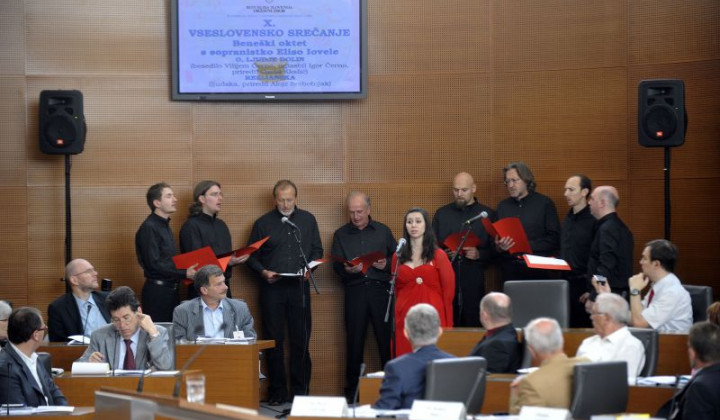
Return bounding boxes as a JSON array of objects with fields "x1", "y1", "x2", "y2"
[
  {"x1": 439, "y1": 328, "x2": 690, "y2": 375},
  {"x1": 38, "y1": 343, "x2": 87, "y2": 371},
  {"x1": 55, "y1": 373, "x2": 182, "y2": 406},
  {"x1": 175, "y1": 340, "x2": 275, "y2": 409},
  {"x1": 1, "y1": 407, "x2": 94, "y2": 420},
  {"x1": 359, "y1": 375, "x2": 675, "y2": 415}
]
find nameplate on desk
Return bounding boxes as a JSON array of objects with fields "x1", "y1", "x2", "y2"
[
  {"x1": 518, "y1": 406, "x2": 571, "y2": 420},
  {"x1": 409, "y1": 400, "x2": 465, "y2": 420},
  {"x1": 289, "y1": 396, "x2": 348, "y2": 418},
  {"x1": 71, "y1": 362, "x2": 110, "y2": 375}
]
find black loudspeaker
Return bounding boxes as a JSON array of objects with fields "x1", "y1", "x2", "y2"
[
  {"x1": 39, "y1": 90, "x2": 86, "y2": 155},
  {"x1": 638, "y1": 79, "x2": 685, "y2": 147}
]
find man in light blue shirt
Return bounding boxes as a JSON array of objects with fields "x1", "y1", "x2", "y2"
[
  {"x1": 173, "y1": 265, "x2": 256, "y2": 341},
  {"x1": 48, "y1": 259, "x2": 111, "y2": 342}
]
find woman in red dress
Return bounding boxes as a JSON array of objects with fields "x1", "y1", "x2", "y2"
[{"x1": 392, "y1": 207, "x2": 455, "y2": 356}]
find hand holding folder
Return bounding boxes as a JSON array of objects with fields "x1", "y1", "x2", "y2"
[
  {"x1": 331, "y1": 251, "x2": 386, "y2": 274},
  {"x1": 442, "y1": 231, "x2": 481, "y2": 255},
  {"x1": 482, "y1": 217, "x2": 532, "y2": 254}
]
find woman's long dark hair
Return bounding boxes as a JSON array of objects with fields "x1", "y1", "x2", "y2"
[{"x1": 398, "y1": 207, "x2": 437, "y2": 264}]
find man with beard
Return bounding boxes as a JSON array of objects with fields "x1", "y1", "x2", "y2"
[{"x1": 432, "y1": 172, "x2": 496, "y2": 326}]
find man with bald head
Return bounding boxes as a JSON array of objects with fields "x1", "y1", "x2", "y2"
[
  {"x1": 469, "y1": 292, "x2": 521, "y2": 373},
  {"x1": 586, "y1": 186, "x2": 633, "y2": 301},
  {"x1": 331, "y1": 191, "x2": 396, "y2": 402},
  {"x1": 432, "y1": 172, "x2": 496, "y2": 326},
  {"x1": 48, "y1": 259, "x2": 111, "y2": 342}
]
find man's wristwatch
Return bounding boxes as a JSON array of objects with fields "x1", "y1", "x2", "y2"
[{"x1": 630, "y1": 288, "x2": 641, "y2": 296}]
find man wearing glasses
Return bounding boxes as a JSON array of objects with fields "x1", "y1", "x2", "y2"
[
  {"x1": 78, "y1": 286, "x2": 172, "y2": 370},
  {"x1": 47, "y1": 259, "x2": 111, "y2": 342},
  {"x1": 0, "y1": 307, "x2": 67, "y2": 406},
  {"x1": 0, "y1": 300, "x2": 11, "y2": 348},
  {"x1": 496, "y1": 161, "x2": 561, "y2": 282}
]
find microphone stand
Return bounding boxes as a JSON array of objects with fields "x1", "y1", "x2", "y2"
[
  {"x1": 384, "y1": 255, "x2": 401, "y2": 358},
  {"x1": 289, "y1": 227, "x2": 316, "y2": 397},
  {"x1": 450, "y1": 223, "x2": 474, "y2": 325}
]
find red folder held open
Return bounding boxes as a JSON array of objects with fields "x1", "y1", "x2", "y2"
[{"x1": 482, "y1": 217, "x2": 532, "y2": 254}]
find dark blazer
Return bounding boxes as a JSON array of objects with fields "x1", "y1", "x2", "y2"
[
  {"x1": 47, "y1": 291, "x2": 110, "y2": 342},
  {"x1": 0, "y1": 345, "x2": 67, "y2": 406},
  {"x1": 374, "y1": 344, "x2": 454, "y2": 409},
  {"x1": 469, "y1": 323, "x2": 522, "y2": 373},
  {"x1": 172, "y1": 297, "x2": 256, "y2": 341},
  {"x1": 669, "y1": 363, "x2": 720, "y2": 420}
]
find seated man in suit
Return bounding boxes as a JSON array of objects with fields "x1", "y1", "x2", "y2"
[
  {"x1": 0, "y1": 307, "x2": 67, "y2": 406},
  {"x1": 78, "y1": 286, "x2": 172, "y2": 370},
  {"x1": 469, "y1": 292, "x2": 521, "y2": 373},
  {"x1": 48, "y1": 259, "x2": 111, "y2": 342},
  {"x1": 0, "y1": 300, "x2": 11, "y2": 349},
  {"x1": 374, "y1": 303, "x2": 454, "y2": 409},
  {"x1": 665, "y1": 321, "x2": 720, "y2": 420},
  {"x1": 509, "y1": 317, "x2": 589, "y2": 414},
  {"x1": 173, "y1": 264, "x2": 255, "y2": 341},
  {"x1": 576, "y1": 292, "x2": 645, "y2": 377}
]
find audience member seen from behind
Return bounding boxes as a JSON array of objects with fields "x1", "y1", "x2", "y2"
[
  {"x1": 392, "y1": 207, "x2": 455, "y2": 356},
  {"x1": 509, "y1": 317, "x2": 589, "y2": 414},
  {"x1": 0, "y1": 307, "x2": 67, "y2": 406},
  {"x1": 374, "y1": 303, "x2": 454, "y2": 410},
  {"x1": 576, "y1": 293, "x2": 645, "y2": 377},
  {"x1": 78, "y1": 286, "x2": 173, "y2": 370},
  {"x1": 706, "y1": 302, "x2": 720, "y2": 326},
  {"x1": 469, "y1": 292, "x2": 521, "y2": 373}
]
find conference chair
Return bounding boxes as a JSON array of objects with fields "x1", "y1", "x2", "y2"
[
  {"x1": 627, "y1": 327, "x2": 658, "y2": 377},
  {"x1": 424, "y1": 356, "x2": 487, "y2": 414},
  {"x1": 570, "y1": 361, "x2": 628, "y2": 420},
  {"x1": 683, "y1": 285, "x2": 713, "y2": 322},
  {"x1": 503, "y1": 280, "x2": 569, "y2": 328},
  {"x1": 37, "y1": 351, "x2": 53, "y2": 375},
  {"x1": 519, "y1": 339, "x2": 532, "y2": 369},
  {"x1": 154, "y1": 322, "x2": 176, "y2": 369}
]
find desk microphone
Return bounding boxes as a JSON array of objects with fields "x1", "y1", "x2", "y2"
[
  {"x1": 463, "y1": 211, "x2": 488, "y2": 225},
  {"x1": 667, "y1": 374, "x2": 684, "y2": 419},
  {"x1": 5, "y1": 363, "x2": 10, "y2": 416},
  {"x1": 281, "y1": 216, "x2": 299, "y2": 230},
  {"x1": 352, "y1": 362, "x2": 366, "y2": 417},
  {"x1": 172, "y1": 323, "x2": 226, "y2": 398},
  {"x1": 82, "y1": 302, "x2": 91, "y2": 340}
]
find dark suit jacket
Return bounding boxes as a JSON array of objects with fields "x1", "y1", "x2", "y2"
[
  {"x1": 0, "y1": 345, "x2": 67, "y2": 406},
  {"x1": 669, "y1": 363, "x2": 720, "y2": 420},
  {"x1": 469, "y1": 323, "x2": 522, "y2": 373},
  {"x1": 48, "y1": 291, "x2": 110, "y2": 342},
  {"x1": 374, "y1": 344, "x2": 454, "y2": 409}
]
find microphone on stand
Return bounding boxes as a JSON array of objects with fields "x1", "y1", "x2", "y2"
[
  {"x1": 394, "y1": 238, "x2": 407, "y2": 256},
  {"x1": 281, "y1": 216, "x2": 299, "y2": 230},
  {"x1": 82, "y1": 303, "x2": 92, "y2": 341},
  {"x1": 463, "y1": 211, "x2": 489, "y2": 225},
  {"x1": 352, "y1": 362, "x2": 366, "y2": 417},
  {"x1": 172, "y1": 323, "x2": 227, "y2": 398}
]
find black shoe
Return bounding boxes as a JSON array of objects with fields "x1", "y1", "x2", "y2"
[{"x1": 267, "y1": 397, "x2": 285, "y2": 406}]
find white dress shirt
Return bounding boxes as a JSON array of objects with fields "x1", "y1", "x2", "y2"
[
  {"x1": 641, "y1": 273, "x2": 693, "y2": 333},
  {"x1": 576, "y1": 326, "x2": 646, "y2": 377}
]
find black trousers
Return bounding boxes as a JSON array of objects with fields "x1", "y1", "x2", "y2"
[
  {"x1": 566, "y1": 272, "x2": 592, "y2": 328},
  {"x1": 344, "y1": 280, "x2": 391, "y2": 397},
  {"x1": 452, "y1": 261, "x2": 486, "y2": 327},
  {"x1": 141, "y1": 280, "x2": 178, "y2": 322},
  {"x1": 260, "y1": 278, "x2": 312, "y2": 399}
]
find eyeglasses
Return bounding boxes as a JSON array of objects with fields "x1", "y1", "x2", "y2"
[
  {"x1": 205, "y1": 191, "x2": 223, "y2": 198},
  {"x1": 36, "y1": 326, "x2": 48, "y2": 334},
  {"x1": 504, "y1": 178, "x2": 522, "y2": 186},
  {"x1": 111, "y1": 313, "x2": 135, "y2": 325},
  {"x1": 0, "y1": 318, "x2": 8, "y2": 322},
  {"x1": 71, "y1": 267, "x2": 97, "y2": 277}
]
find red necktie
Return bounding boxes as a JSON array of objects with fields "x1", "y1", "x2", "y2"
[
  {"x1": 123, "y1": 339, "x2": 136, "y2": 370},
  {"x1": 648, "y1": 289, "x2": 655, "y2": 306}
]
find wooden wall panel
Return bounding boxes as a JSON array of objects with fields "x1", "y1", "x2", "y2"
[
  {"x1": 0, "y1": 77, "x2": 27, "y2": 185},
  {"x1": 367, "y1": 0, "x2": 490, "y2": 74},
  {"x1": 494, "y1": 0, "x2": 627, "y2": 72},
  {"x1": 25, "y1": 0, "x2": 169, "y2": 75},
  {"x1": 2, "y1": 0, "x2": 719, "y2": 398},
  {"x1": 629, "y1": 0, "x2": 720, "y2": 65},
  {"x1": 0, "y1": 0, "x2": 25, "y2": 76}
]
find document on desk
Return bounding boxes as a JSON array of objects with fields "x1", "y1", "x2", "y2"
[
  {"x1": 149, "y1": 370, "x2": 180, "y2": 377},
  {"x1": 352, "y1": 404, "x2": 411, "y2": 418},
  {"x1": 0, "y1": 406, "x2": 75, "y2": 416},
  {"x1": 635, "y1": 375, "x2": 690, "y2": 386},
  {"x1": 67, "y1": 334, "x2": 90, "y2": 345},
  {"x1": 194, "y1": 337, "x2": 254, "y2": 345},
  {"x1": 113, "y1": 369, "x2": 152, "y2": 376}
]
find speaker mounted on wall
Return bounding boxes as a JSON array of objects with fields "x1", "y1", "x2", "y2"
[
  {"x1": 638, "y1": 79, "x2": 686, "y2": 148},
  {"x1": 39, "y1": 90, "x2": 86, "y2": 155}
]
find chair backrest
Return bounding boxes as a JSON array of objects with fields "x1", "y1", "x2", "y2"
[
  {"x1": 627, "y1": 327, "x2": 658, "y2": 377},
  {"x1": 520, "y1": 339, "x2": 532, "y2": 369},
  {"x1": 154, "y1": 322, "x2": 176, "y2": 369},
  {"x1": 424, "y1": 356, "x2": 487, "y2": 414},
  {"x1": 37, "y1": 351, "x2": 53, "y2": 375},
  {"x1": 503, "y1": 280, "x2": 570, "y2": 328},
  {"x1": 570, "y1": 361, "x2": 628, "y2": 420},
  {"x1": 683, "y1": 285, "x2": 713, "y2": 323}
]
